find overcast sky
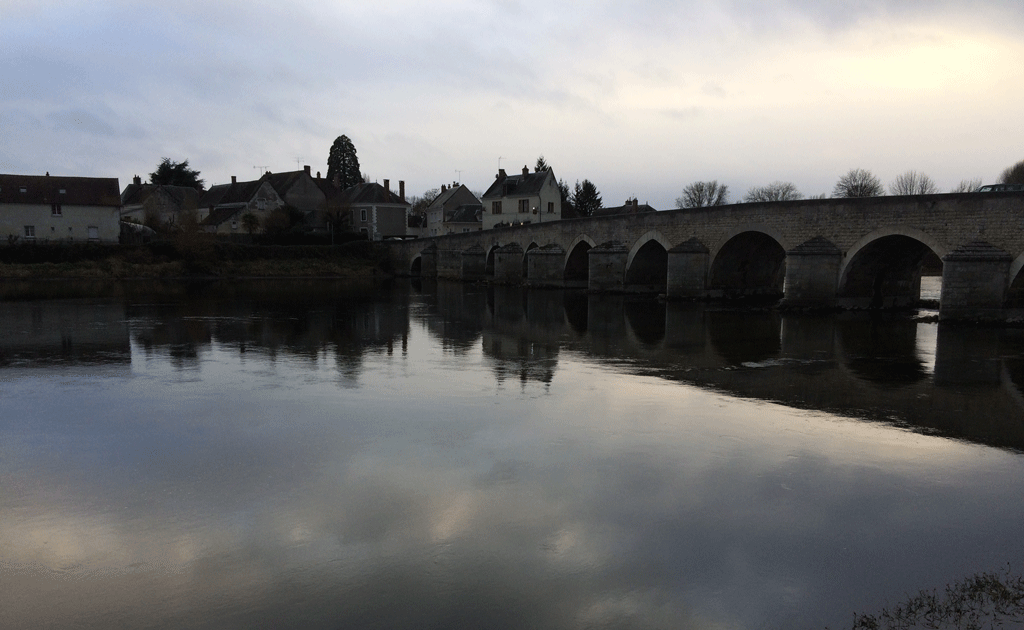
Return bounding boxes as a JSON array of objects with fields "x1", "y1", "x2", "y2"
[{"x1": 3, "y1": 0, "x2": 1023, "y2": 208}]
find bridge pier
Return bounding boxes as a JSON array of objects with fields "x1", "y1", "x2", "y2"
[
  {"x1": 666, "y1": 239, "x2": 709, "y2": 298},
  {"x1": 461, "y1": 244, "x2": 487, "y2": 281},
  {"x1": 589, "y1": 241, "x2": 628, "y2": 291},
  {"x1": 780, "y1": 237, "x2": 842, "y2": 308},
  {"x1": 493, "y1": 243, "x2": 524, "y2": 284},
  {"x1": 526, "y1": 244, "x2": 565, "y2": 287},
  {"x1": 939, "y1": 241, "x2": 1011, "y2": 321},
  {"x1": 419, "y1": 244, "x2": 437, "y2": 278}
]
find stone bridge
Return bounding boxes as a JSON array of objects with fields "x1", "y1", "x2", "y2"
[{"x1": 386, "y1": 192, "x2": 1024, "y2": 320}]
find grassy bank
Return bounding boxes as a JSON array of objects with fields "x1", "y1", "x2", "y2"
[{"x1": 0, "y1": 239, "x2": 391, "y2": 280}]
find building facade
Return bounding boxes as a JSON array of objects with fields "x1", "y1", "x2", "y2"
[{"x1": 0, "y1": 173, "x2": 121, "y2": 244}]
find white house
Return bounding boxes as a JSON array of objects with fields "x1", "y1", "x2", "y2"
[
  {"x1": 480, "y1": 166, "x2": 562, "y2": 231},
  {"x1": 0, "y1": 173, "x2": 121, "y2": 244}
]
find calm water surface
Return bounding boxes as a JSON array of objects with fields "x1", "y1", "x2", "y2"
[{"x1": 2, "y1": 278, "x2": 1023, "y2": 629}]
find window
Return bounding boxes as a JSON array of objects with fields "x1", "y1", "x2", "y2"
[
  {"x1": 547, "y1": 202, "x2": 554, "y2": 214},
  {"x1": 491, "y1": 201, "x2": 502, "y2": 215},
  {"x1": 360, "y1": 209, "x2": 367, "y2": 222},
  {"x1": 51, "y1": 203, "x2": 62, "y2": 216},
  {"x1": 24, "y1": 226, "x2": 35, "y2": 239},
  {"x1": 231, "y1": 221, "x2": 238, "y2": 230},
  {"x1": 359, "y1": 227, "x2": 368, "y2": 235},
  {"x1": 19, "y1": 187, "x2": 27, "y2": 193},
  {"x1": 87, "y1": 226, "x2": 99, "y2": 241},
  {"x1": 257, "y1": 198, "x2": 266, "y2": 211},
  {"x1": 518, "y1": 199, "x2": 529, "y2": 213},
  {"x1": 59, "y1": 189, "x2": 66, "y2": 195}
]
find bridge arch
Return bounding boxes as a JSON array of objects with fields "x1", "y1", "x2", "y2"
[
  {"x1": 564, "y1": 234, "x2": 596, "y2": 285},
  {"x1": 523, "y1": 242, "x2": 538, "y2": 277},
  {"x1": 485, "y1": 244, "x2": 500, "y2": 277},
  {"x1": 838, "y1": 227, "x2": 946, "y2": 308},
  {"x1": 1004, "y1": 251, "x2": 1024, "y2": 307},
  {"x1": 840, "y1": 227, "x2": 948, "y2": 283},
  {"x1": 409, "y1": 255, "x2": 422, "y2": 276},
  {"x1": 708, "y1": 229, "x2": 787, "y2": 298},
  {"x1": 625, "y1": 230, "x2": 671, "y2": 291},
  {"x1": 708, "y1": 224, "x2": 790, "y2": 264}
]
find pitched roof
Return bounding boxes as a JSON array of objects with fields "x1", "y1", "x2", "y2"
[
  {"x1": 334, "y1": 182, "x2": 409, "y2": 206},
  {"x1": 481, "y1": 169, "x2": 554, "y2": 200},
  {"x1": 200, "y1": 206, "x2": 243, "y2": 227},
  {"x1": 591, "y1": 201, "x2": 657, "y2": 217},
  {"x1": 121, "y1": 182, "x2": 199, "y2": 207},
  {"x1": 0, "y1": 174, "x2": 120, "y2": 207},
  {"x1": 198, "y1": 177, "x2": 269, "y2": 208},
  {"x1": 447, "y1": 204, "x2": 482, "y2": 223}
]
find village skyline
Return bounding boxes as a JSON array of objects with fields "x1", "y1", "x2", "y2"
[{"x1": 3, "y1": 1, "x2": 1023, "y2": 209}]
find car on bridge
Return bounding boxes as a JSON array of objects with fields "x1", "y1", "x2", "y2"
[{"x1": 978, "y1": 184, "x2": 1024, "y2": 192}]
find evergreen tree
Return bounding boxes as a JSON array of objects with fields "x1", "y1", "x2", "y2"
[
  {"x1": 149, "y1": 158, "x2": 204, "y2": 191},
  {"x1": 535, "y1": 155, "x2": 549, "y2": 172},
  {"x1": 572, "y1": 179, "x2": 602, "y2": 217},
  {"x1": 326, "y1": 135, "x2": 362, "y2": 189}
]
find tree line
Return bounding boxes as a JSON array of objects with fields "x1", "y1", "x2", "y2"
[{"x1": 673, "y1": 159, "x2": 1024, "y2": 208}]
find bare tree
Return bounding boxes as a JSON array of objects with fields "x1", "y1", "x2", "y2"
[
  {"x1": 999, "y1": 159, "x2": 1024, "y2": 185},
  {"x1": 676, "y1": 180, "x2": 729, "y2": 208},
  {"x1": 744, "y1": 181, "x2": 802, "y2": 203},
  {"x1": 950, "y1": 178, "x2": 982, "y2": 193},
  {"x1": 833, "y1": 168, "x2": 884, "y2": 198},
  {"x1": 889, "y1": 170, "x2": 939, "y2": 195}
]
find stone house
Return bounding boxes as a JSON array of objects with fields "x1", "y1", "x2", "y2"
[
  {"x1": 0, "y1": 173, "x2": 121, "y2": 244},
  {"x1": 480, "y1": 166, "x2": 561, "y2": 230},
  {"x1": 333, "y1": 179, "x2": 410, "y2": 241},
  {"x1": 120, "y1": 176, "x2": 201, "y2": 228},
  {"x1": 198, "y1": 174, "x2": 285, "y2": 235},
  {"x1": 425, "y1": 183, "x2": 480, "y2": 236}
]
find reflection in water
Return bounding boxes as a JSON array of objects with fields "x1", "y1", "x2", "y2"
[{"x1": 2, "y1": 279, "x2": 1024, "y2": 630}]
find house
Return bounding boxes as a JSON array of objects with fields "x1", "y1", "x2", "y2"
[
  {"x1": 425, "y1": 183, "x2": 480, "y2": 236},
  {"x1": 445, "y1": 204, "x2": 483, "y2": 233},
  {"x1": 0, "y1": 173, "x2": 121, "y2": 244},
  {"x1": 120, "y1": 176, "x2": 201, "y2": 228},
  {"x1": 480, "y1": 165, "x2": 561, "y2": 230},
  {"x1": 265, "y1": 166, "x2": 329, "y2": 227},
  {"x1": 591, "y1": 198, "x2": 657, "y2": 217},
  {"x1": 333, "y1": 179, "x2": 410, "y2": 241},
  {"x1": 198, "y1": 174, "x2": 285, "y2": 235}
]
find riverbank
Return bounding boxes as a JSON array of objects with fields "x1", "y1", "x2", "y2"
[{"x1": 0, "y1": 240, "x2": 390, "y2": 280}]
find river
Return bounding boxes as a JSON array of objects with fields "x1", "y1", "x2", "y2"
[{"x1": 1, "y1": 278, "x2": 1022, "y2": 629}]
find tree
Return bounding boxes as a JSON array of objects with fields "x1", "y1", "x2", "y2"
[
  {"x1": 833, "y1": 168, "x2": 884, "y2": 198},
  {"x1": 241, "y1": 212, "x2": 260, "y2": 236},
  {"x1": 535, "y1": 155, "x2": 549, "y2": 172},
  {"x1": 889, "y1": 170, "x2": 938, "y2": 195},
  {"x1": 558, "y1": 179, "x2": 575, "y2": 217},
  {"x1": 149, "y1": 158, "x2": 204, "y2": 190},
  {"x1": 951, "y1": 178, "x2": 982, "y2": 193},
  {"x1": 409, "y1": 188, "x2": 440, "y2": 215},
  {"x1": 676, "y1": 180, "x2": 729, "y2": 208},
  {"x1": 999, "y1": 159, "x2": 1024, "y2": 185},
  {"x1": 326, "y1": 135, "x2": 362, "y2": 190},
  {"x1": 744, "y1": 181, "x2": 802, "y2": 203},
  {"x1": 572, "y1": 179, "x2": 602, "y2": 217}
]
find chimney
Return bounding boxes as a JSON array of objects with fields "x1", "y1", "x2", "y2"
[
  {"x1": 316, "y1": 171, "x2": 321, "y2": 179},
  {"x1": 383, "y1": 179, "x2": 390, "y2": 196},
  {"x1": 399, "y1": 180, "x2": 405, "y2": 202},
  {"x1": 522, "y1": 165, "x2": 529, "y2": 176},
  {"x1": 633, "y1": 198, "x2": 639, "y2": 208},
  {"x1": 133, "y1": 175, "x2": 141, "y2": 185},
  {"x1": 497, "y1": 168, "x2": 506, "y2": 180},
  {"x1": 231, "y1": 175, "x2": 237, "y2": 184},
  {"x1": 304, "y1": 165, "x2": 311, "y2": 175}
]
